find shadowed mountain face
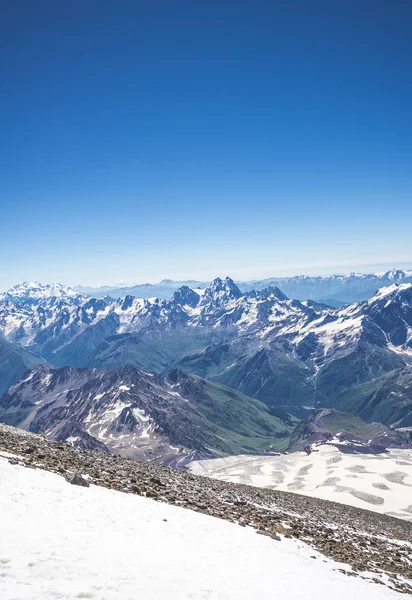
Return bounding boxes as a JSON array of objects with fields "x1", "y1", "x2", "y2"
[
  {"x1": 335, "y1": 365, "x2": 412, "y2": 428},
  {"x1": 0, "y1": 364, "x2": 295, "y2": 464},
  {"x1": 0, "y1": 337, "x2": 43, "y2": 396},
  {"x1": 0, "y1": 279, "x2": 411, "y2": 428}
]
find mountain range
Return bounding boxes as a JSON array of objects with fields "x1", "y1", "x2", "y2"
[
  {"x1": 0, "y1": 276, "x2": 411, "y2": 461},
  {"x1": 0, "y1": 363, "x2": 295, "y2": 464},
  {"x1": 73, "y1": 268, "x2": 412, "y2": 304}
]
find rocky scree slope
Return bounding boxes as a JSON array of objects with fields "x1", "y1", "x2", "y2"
[{"x1": 0, "y1": 423, "x2": 411, "y2": 594}]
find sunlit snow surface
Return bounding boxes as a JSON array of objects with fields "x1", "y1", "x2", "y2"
[
  {"x1": 0, "y1": 457, "x2": 400, "y2": 600},
  {"x1": 190, "y1": 445, "x2": 412, "y2": 521}
]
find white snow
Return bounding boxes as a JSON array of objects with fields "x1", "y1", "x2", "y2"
[
  {"x1": 132, "y1": 407, "x2": 153, "y2": 438},
  {"x1": 132, "y1": 407, "x2": 150, "y2": 422},
  {"x1": 388, "y1": 341, "x2": 412, "y2": 358},
  {"x1": 3, "y1": 282, "x2": 80, "y2": 301},
  {"x1": 0, "y1": 457, "x2": 400, "y2": 600},
  {"x1": 189, "y1": 445, "x2": 412, "y2": 521},
  {"x1": 368, "y1": 283, "x2": 412, "y2": 304},
  {"x1": 65, "y1": 436, "x2": 80, "y2": 444},
  {"x1": 291, "y1": 314, "x2": 364, "y2": 356}
]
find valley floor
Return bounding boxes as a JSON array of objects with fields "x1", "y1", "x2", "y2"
[
  {"x1": 189, "y1": 445, "x2": 412, "y2": 521},
  {"x1": 0, "y1": 457, "x2": 405, "y2": 600}
]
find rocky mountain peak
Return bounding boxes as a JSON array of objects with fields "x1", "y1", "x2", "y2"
[
  {"x1": 384, "y1": 268, "x2": 412, "y2": 281},
  {"x1": 246, "y1": 286, "x2": 289, "y2": 302},
  {"x1": 171, "y1": 286, "x2": 200, "y2": 308},
  {"x1": 203, "y1": 277, "x2": 242, "y2": 301}
]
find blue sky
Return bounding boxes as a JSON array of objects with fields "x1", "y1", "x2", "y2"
[{"x1": 1, "y1": 0, "x2": 411, "y2": 289}]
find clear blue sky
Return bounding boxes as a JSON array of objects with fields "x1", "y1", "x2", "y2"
[{"x1": 1, "y1": 0, "x2": 411, "y2": 289}]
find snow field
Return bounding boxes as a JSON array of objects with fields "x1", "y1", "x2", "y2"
[
  {"x1": 189, "y1": 445, "x2": 412, "y2": 521},
  {"x1": 0, "y1": 457, "x2": 400, "y2": 599}
]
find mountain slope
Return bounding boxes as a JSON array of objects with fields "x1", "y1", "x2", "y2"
[
  {"x1": 0, "y1": 282, "x2": 109, "y2": 358},
  {"x1": 1, "y1": 279, "x2": 411, "y2": 427},
  {"x1": 336, "y1": 365, "x2": 412, "y2": 427},
  {"x1": 0, "y1": 337, "x2": 43, "y2": 396},
  {"x1": 178, "y1": 284, "x2": 412, "y2": 419},
  {"x1": 166, "y1": 369, "x2": 296, "y2": 453},
  {"x1": 0, "y1": 364, "x2": 294, "y2": 463},
  {"x1": 0, "y1": 278, "x2": 325, "y2": 376},
  {"x1": 286, "y1": 408, "x2": 412, "y2": 453}
]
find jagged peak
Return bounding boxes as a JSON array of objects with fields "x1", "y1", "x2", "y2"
[
  {"x1": 112, "y1": 363, "x2": 152, "y2": 379},
  {"x1": 246, "y1": 286, "x2": 289, "y2": 302},
  {"x1": 204, "y1": 276, "x2": 242, "y2": 299},
  {"x1": 171, "y1": 286, "x2": 200, "y2": 308}
]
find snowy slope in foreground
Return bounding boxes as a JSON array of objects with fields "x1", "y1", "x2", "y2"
[
  {"x1": 190, "y1": 445, "x2": 412, "y2": 522},
  {"x1": 0, "y1": 458, "x2": 400, "y2": 600}
]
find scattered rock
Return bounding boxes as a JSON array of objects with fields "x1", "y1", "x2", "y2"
[
  {"x1": 66, "y1": 473, "x2": 90, "y2": 487},
  {"x1": 273, "y1": 523, "x2": 288, "y2": 535}
]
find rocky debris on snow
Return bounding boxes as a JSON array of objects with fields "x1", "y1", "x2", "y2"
[
  {"x1": 66, "y1": 472, "x2": 90, "y2": 487},
  {"x1": 0, "y1": 423, "x2": 411, "y2": 594}
]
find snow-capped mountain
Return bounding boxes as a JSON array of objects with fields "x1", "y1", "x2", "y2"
[
  {"x1": 4, "y1": 277, "x2": 410, "y2": 362},
  {"x1": 73, "y1": 268, "x2": 412, "y2": 304},
  {"x1": 1, "y1": 278, "x2": 411, "y2": 429},
  {"x1": 178, "y1": 283, "x2": 412, "y2": 424},
  {"x1": 239, "y1": 268, "x2": 412, "y2": 304},
  {"x1": 283, "y1": 283, "x2": 412, "y2": 363},
  {"x1": 0, "y1": 364, "x2": 294, "y2": 464},
  {"x1": 53, "y1": 278, "x2": 328, "y2": 373},
  {"x1": 0, "y1": 281, "x2": 108, "y2": 353},
  {"x1": 1, "y1": 281, "x2": 80, "y2": 303},
  {"x1": 0, "y1": 277, "x2": 326, "y2": 369}
]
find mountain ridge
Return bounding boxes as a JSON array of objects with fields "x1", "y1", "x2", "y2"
[
  {"x1": 0, "y1": 278, "x2": 411, "y2": 430},
  {"x1": 0, "y1": 363, "x2": 295, "y2": 464},
  {"x1": 70, "y1": 268, "x2": 412, "y2": 302}
]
